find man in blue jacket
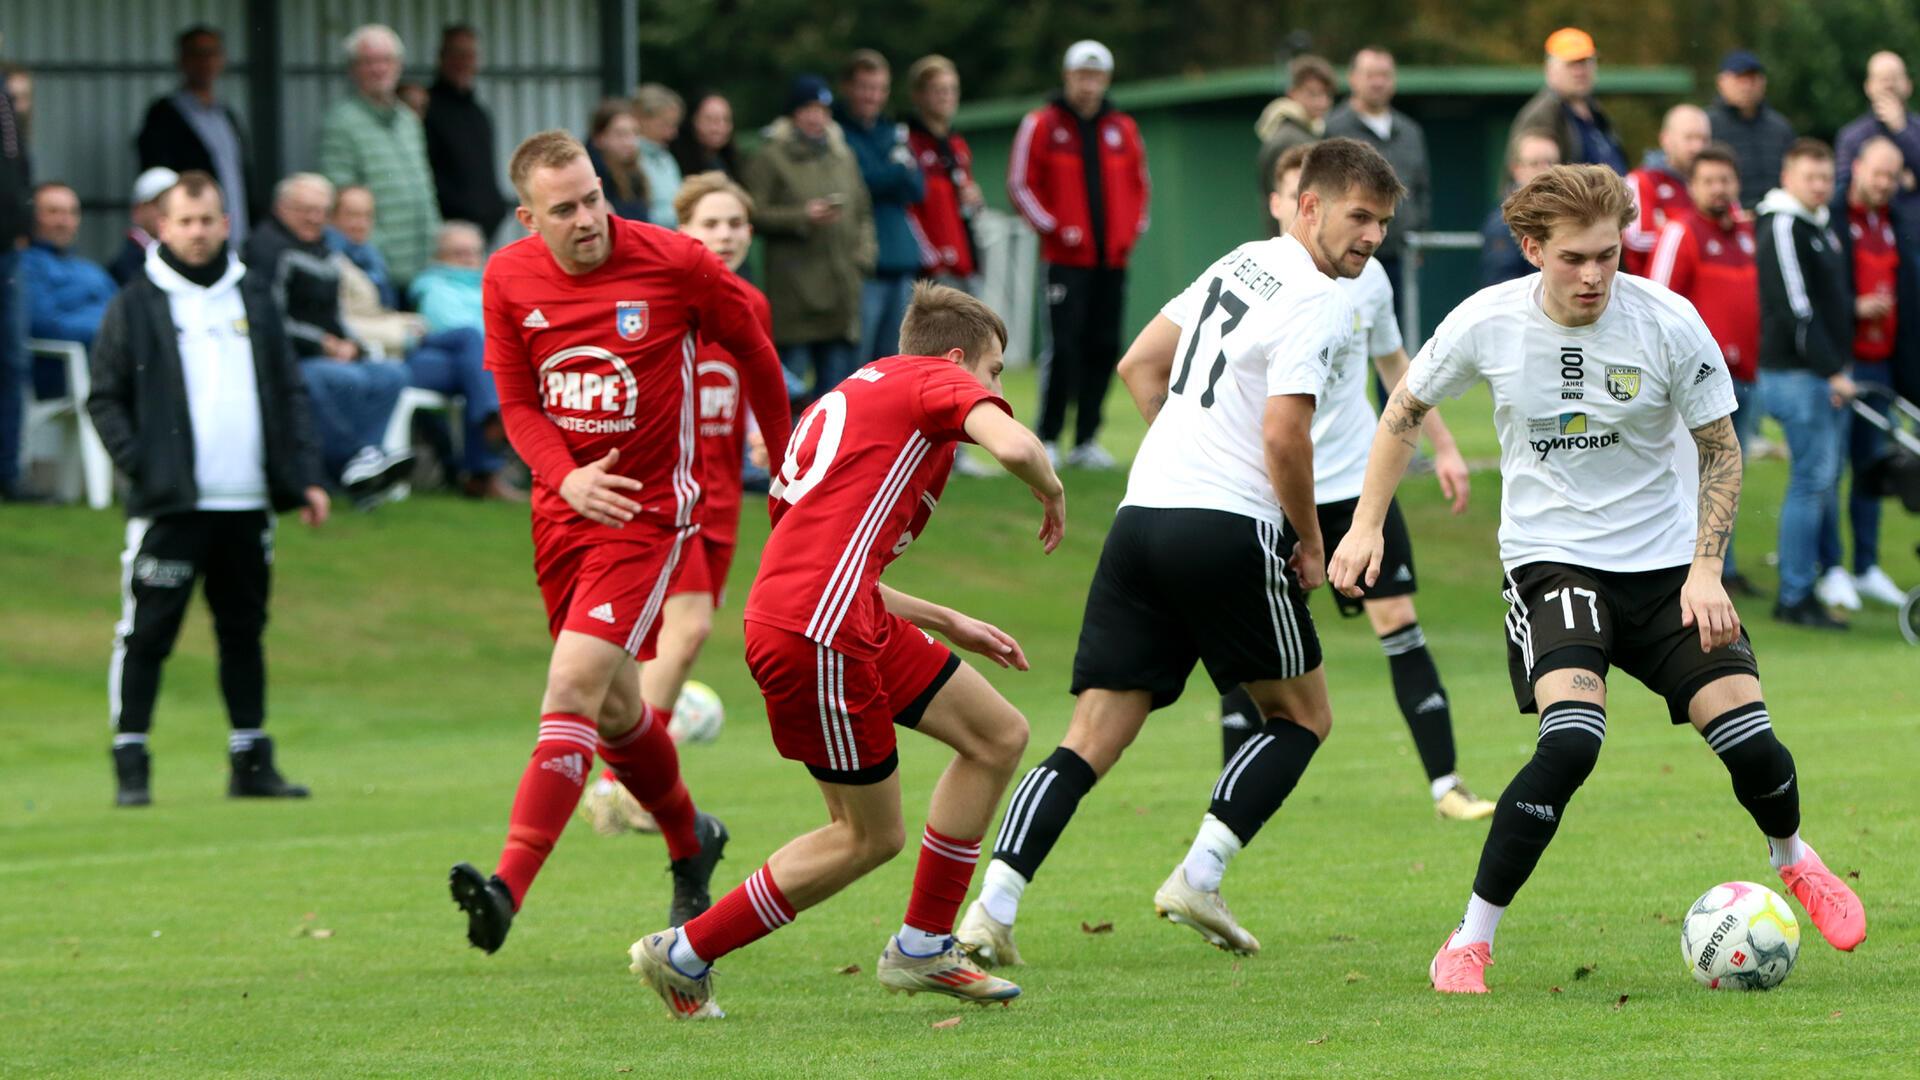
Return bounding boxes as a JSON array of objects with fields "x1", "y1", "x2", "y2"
[
  {"x1": 22, "y1": 183, "x2": 118, "y2": 398},
  {"x1": 835, "y1": 49, "x2": 925, "y2": 364}
]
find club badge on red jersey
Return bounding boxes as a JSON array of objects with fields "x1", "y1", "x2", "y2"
[{"x1": 616, "y1": 300, "x2": 649, "y2": 342}]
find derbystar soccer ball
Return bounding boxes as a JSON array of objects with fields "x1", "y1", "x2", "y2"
[
  {"x1": 668, "y1": 680, "x2": 724, "y2": 745},
  {"x1": 1681, "y1": 881, "x2": 1800, "y2": 990}
]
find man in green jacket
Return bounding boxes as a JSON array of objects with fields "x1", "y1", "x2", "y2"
[
  {"x1": 319, "y1": 23, "x2": 443, "y2": 287},
  {"x1": 743, "y1": 75, "x2": 875, "y2": 405}
]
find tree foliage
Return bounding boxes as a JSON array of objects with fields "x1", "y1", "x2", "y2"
[{"x1": 638, "y1": 0, "x2": 1920, "y2": 142}]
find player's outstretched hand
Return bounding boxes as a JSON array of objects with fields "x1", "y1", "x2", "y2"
[
  {"x1": 560, "y1": 448, "x2": 645, "y2": 528},
  {"x1": 947, "y1": 615, "x2": 1030, "y2": 671},
  {"x1": 1289, "y1": 536, "x2": 1327, "y2": 592},
  {"x1": 1328, "y1": 529, "x2": 1384, "y2": 598},
  {"x1": 1680, "y1": 566, "x2": 1741, "y2": 652},
  {"x1": 1434, "y1": 446, "x2": 1471, "y2": 515},
  {"x1": 1033, "y1": 485, "x2": 1066, "y2": 554}
]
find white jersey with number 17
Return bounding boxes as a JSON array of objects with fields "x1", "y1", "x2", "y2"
[
  {"x1": 1405, "y1": 273, "x2": 1737, "y2": 573},
  {"x1": 1121, "y1": 235, "x2": 1354, "y2": 527}
]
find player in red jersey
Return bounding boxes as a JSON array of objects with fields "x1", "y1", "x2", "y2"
[
  {"x1": 629, "y1": 284, "x2": 1065, "y2": 1019},
  {"x1": 583, "y1": 173, "x2": 773, "y2": 835},
  {"x1": 1622, "y1": 105, "x2": 1710, "y2": 275},
  {"x1": 449, "y1": 132, "x2": 794, "y2": 954}
]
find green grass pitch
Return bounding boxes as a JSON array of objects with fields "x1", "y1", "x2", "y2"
[{"x1": 3, "y1": 374, "x2": 1916, "y2": 1077}]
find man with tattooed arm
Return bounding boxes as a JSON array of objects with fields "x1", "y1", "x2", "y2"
[{"x1": 1328, "y1": 164, "x2": 1866, "y2": 994}]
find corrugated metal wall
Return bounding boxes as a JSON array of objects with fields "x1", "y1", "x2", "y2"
[{"x1": 0, "y1": 0, "x2": 605, "y2": 259}]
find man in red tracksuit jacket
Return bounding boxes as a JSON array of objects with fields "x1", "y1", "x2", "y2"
[
  {"x1": 1647, "y1": 142, "x2": 1762, "y2": 598},
  {"x1": 1008, "y1": 39, "x2": 1149, "y2": 469}
]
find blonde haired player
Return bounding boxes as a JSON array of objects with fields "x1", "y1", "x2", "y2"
[{"x1": 1330, "y1": 164, "x2": 1865, "y2": 993}]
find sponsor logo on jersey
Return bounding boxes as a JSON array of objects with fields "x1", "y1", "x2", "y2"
[
  {"x1": 615, "y1": 301, "x2": 649, "y2": 341},
  {"x1": 1392, "y1": 564, "x2": 1414, "y2": 582},
  {"x1": 231, "y1": 318, "x2": 249, "y2": 336},
  {"x1": 696, "y1": 360, "x2": 740, "y2": 437},
  {"x1": 1104, "y1": 126, "x2": 1122, "y2": 148},
  {"x1": 1605, "y1": 365, "x2": 1641, "y2": 402},
  {"x1": 848, "y1": 366, "x2": 886, "y2": 383},
  {"x1": 1693, "y1": 362, "x2": 1716, "y2": 386},
  {"x1": 522, "y1": 308, "x2": 549, "y2": 328},
  {"x1": 1558, "y1": 345, "x2": 1585, "y2": 401},
  {"x1": 1526, "y1": 412, "x2": 1621, "y2": 459},
  {"x1": 539, "y1": 346, "x2": 641, "y2": 433},
  {"x1": 587, "y1": 602, "x2": 616, "y2": 624}
]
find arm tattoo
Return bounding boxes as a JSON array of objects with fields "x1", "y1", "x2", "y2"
[
  {"x1": 1570, "y1": 672, "x2": 1602, "y2": 692},
  {"x1": 1690, "y1": 416, "x2": 1742, "y2": 561},
  {"x1": 1382, "y1": 387, "x2": 1433, "y2": 451},
  {"x1": 1145, "y1": 391, "x2": 1168, "y2": 423}
]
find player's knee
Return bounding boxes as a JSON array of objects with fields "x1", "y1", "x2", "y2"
[
  {"x1": 1536, "y1": 730, "x2": 1603, "y2": 790},
  {"x1": 984, "y1": 710, "x2": 1030, "y2": 772},
  {"x1": 850, "y1": 819, "x2": 906, "y2": 870}
]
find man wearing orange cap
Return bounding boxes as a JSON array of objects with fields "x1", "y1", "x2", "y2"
[{"x1": 1510, "y1": 28, "x2": 1627, "y2": 175}]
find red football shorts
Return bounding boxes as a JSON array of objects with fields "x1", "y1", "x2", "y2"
[
  {"x1": 743, "y1": 614, "x2": 960, "y2": 785},
  {"x1": 533, "y1": 519, "x2": 695, "y2": 660},
  {"x1": 669, "y1": 534, "x2": 737, "y2": 607}
]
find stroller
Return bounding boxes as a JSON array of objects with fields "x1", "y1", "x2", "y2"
[{"x1": 1850, "y1": 384, "x2": 1920, "y2": 644}]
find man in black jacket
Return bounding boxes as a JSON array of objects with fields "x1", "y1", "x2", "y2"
[
  {"x1": 1755, "y1": 139, "x2": 1857, "y2": 630},
  {"x1": 1707, "y1": 51, "x2": 1796, "y2": 213},
  {"x1": 423, "y1": 25, "x2": 507, "y2": 240},
  {"x1": 87, "y1": 172, "x2": 325, "y2": 806},
  {"x1": 136, "y1": 26, "x2": 256, "y2": 245}
]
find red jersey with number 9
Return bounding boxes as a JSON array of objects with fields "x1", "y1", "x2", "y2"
[{"x1": 744, "y1": 355, "x2": 1009, "y2": 659}]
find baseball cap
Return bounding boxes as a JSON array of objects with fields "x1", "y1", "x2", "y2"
[
  {"x1": 1544, "y1": 27, "x2": 1596, "y2": 62},
  {"x1": 1719, "y1": 49, "x2": 1765, "y2": 75},
  {"x1": 1063, "y1": 40, "x2": 1113, "y2": 73},
  {"x1": 784, "y1": 74, "x2": 833, "y2": 114},
  {"x1": 131, "y1": 167, "x2": 180, "y2": 206}
]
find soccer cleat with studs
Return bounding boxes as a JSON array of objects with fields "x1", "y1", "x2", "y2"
[
  {"x1": 448, "y1": 862, "x2": 515, "y2": 954},
  {"x1": 876, "y1": 936, "x2": 1020, "y2": 1003},
  {"x1": 954, "y1": 899, "x2": 1023, "y2": 968},
  {"x1": 668, "y1": 812, "x2": 729, "y2": 927},
  {"x1": 1153, "y1": 865, "x2": 1260, "y2": 956},
  {"x1": 1777, "y1": 847, "x2": 1866, "y2": 952},
  {"x1": 1430, "y1": 935, "x2": 1493, "y2": 993},
  {"x1": 1435, "y1": 784, "x2": 1496, "y2": 821},
  {"x1": 630, "y1": 930, "x2": 723, "y2": 1020}
]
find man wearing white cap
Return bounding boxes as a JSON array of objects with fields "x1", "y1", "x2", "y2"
[
  {"x1": 109, "y1": 167, "x2": 179, "y2": 286},
  {"x1": 1009, "y1": 39, "x2": 1150, "y2": 470}
]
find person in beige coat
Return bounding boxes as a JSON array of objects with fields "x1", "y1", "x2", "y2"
[{"x1": 742, "y1": 74, "x2": 874, "y2": 403}]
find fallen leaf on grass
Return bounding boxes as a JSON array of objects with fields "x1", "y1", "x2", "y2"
[
  {"x1": 837, "y1": 964, "x2": 861, "y2": 975},
  {"x1": 1344, "y1": 971, "x2": 1366, "y2": 984},
  {"x1": 1134, "y1": 806, "x2": 1150, "y2": 815},
  {"x1": 1830, "y1": 1010, "x2": 1843, "y2": 1019},
  {"x1": 310, "y1": 929, "x2": 335, "y2": 940},
  {"x1": 1573, "y1": 963, "x2": 1597, "y2": 980},
  {"x1": 1650, "y1": 911, "x2": 1674, "y2": 926},
  {"x1": 1613, "y1": 994, "x2": 1629, "y2": 1010},
  {"x1": 1081, "y1": 920, "x2": 1114, "y2": 934},
  {"x1": 617, "y1": 1069, "x2": 633, "y2": 1074},
  {"x1": 1306, "y1": 1035, "x2": 1328, "y2": 1046},
  {"x1": 1327, "y1": 933, "x2": 1357, "y2": 943},
  {"x1": 1659, "y1": 764, "x2": 1674, "y2": 775},
  {"x1": 1847, "y1": 870, "x2": 1860, "y2": 880},
  {"x1": 1408, "y1": 861, "x2": 1425, "y2": 873},
  {"x1": 931, "y1": 1017, "x2": 962, "y2": 1030},
  {"x1": 1549, "y1": 986, "x2": 1563, "y2": 994}
]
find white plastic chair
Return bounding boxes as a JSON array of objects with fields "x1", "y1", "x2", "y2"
[
  {"x1": 22, "y1": 338, "x2": 112, "y2": 508},
  {"x1": 383, "y1": 386, "x2": 459, "y2": 458}
]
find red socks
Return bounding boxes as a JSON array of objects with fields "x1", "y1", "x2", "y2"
[
  {"x1": 494, "y1": 713, "x2": 597, "y2": 909},
  {"x1": 599, "y1": 703, "x2": 699, "y2": 860},
  {"x1": 682, "y1": 863, "x2": 795, "y2": 963},
  {"x1": 904, "y1": 826, "x2": 981, "y2": 935}
]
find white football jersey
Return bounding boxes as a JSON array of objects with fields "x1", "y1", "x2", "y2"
[
  {"x1": 1405, "y1": 273, "x2": 1736, "y2": 572},
  {"x1": 1313, "y1": 258, "x2": 1403, "y2": 503},
  {"x1": 1122, "y1": 236, "x2": 1354, "y2": 526}
]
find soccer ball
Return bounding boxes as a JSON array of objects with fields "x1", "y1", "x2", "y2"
[
  {"x1": 668, "y1": 680, "x2": 724, "y2": 744},
  {"x1": 1680, "y1": 881, "x2": 1800, "y2": 990}
]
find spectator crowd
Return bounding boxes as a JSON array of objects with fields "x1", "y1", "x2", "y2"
[{"x1": 0, "y1": 21, "x2": 1914, "y2": 633}]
